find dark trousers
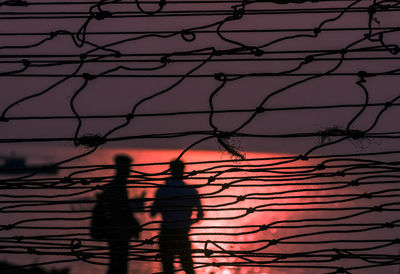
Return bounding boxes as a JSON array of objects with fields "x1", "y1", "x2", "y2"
[
  {"x1": 159, "y1": 229, "x2": 195, "y2": 274},
  {"x1": 107, "y1": 238, "x2": 129, "y2": 274}
]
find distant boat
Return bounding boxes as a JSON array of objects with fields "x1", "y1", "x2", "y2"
[
  {"x1": 0, "y1": 156, "x2": 58, "y2": 174},
  {"x1": 0, "y1": 260, "x2": 69, "y2": 274}
]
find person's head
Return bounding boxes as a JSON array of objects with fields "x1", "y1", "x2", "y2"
[
  {"x1": 169, "y1": 159, "x2": 185, "y2": 179},
  {"x1": 114, "y1": 154, "x2": 132, "y2": 179}
]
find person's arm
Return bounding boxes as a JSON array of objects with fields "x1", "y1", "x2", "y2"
[
  {"x1": 150, "y1": 190, "x2": 159, "y2": 217},
  {"x1": 196, "y1": 200, "x2": 204, "y2": 220},
  {"x1": 193, "y1": 191, "x2": 204, "y2": 222},
  {"x1": 129, "y1": 191, "x2": 146, "y2": 212}
]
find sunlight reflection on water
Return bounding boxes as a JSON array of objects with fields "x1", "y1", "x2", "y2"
[{"x1": 1, "y1": 145, "x2": 399, "y2": 274}]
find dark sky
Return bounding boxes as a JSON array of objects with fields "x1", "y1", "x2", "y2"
[{"x1": 1, "y1": 0, "x2": 399, "y2": 156}]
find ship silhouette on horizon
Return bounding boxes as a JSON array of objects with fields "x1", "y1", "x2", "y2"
[{"x1": 0, "y1": 155, "x2": 58, "y2": 174}]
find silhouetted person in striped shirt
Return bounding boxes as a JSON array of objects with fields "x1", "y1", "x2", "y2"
[{"x1": 151, "y1": 160, "x2": 204, "y2": 274}]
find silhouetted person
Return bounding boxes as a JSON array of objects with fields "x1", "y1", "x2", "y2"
[
  {"x1": 102, "y1": 154, "x2": 144, "y2": 274},
  {"x1": 151, "y1": 160, "x2": 204, "y2": 274}
]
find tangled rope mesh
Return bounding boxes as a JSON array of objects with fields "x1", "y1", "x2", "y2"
[{"x1": 1, "y1": 0, "x2": 400, "y2": 273}]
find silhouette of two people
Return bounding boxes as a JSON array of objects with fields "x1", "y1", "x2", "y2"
[
  {"x1": 151, "y1": 160, "x2": 204, "y2": 274},
  {"x1": 91, "y1": 156, "x2": 202, "y2": 274}
]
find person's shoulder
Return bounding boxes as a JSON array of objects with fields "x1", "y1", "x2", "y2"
[
  {"x1": 155, "y1": 186, "x2": 163, "y2": 193},
  {"x1": 185, "y1": 185, "x2": 199, "y2": 195},
  {"x1": 102, "y1": 183, "x2": 112, "y2": 195},
  {"x1": 155, "y1": 185, "x2": 168, "y2": 196}
]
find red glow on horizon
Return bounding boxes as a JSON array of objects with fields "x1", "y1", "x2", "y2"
[{"x1": 96, "y1": 148, "x2": 299, "y2": 273}]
